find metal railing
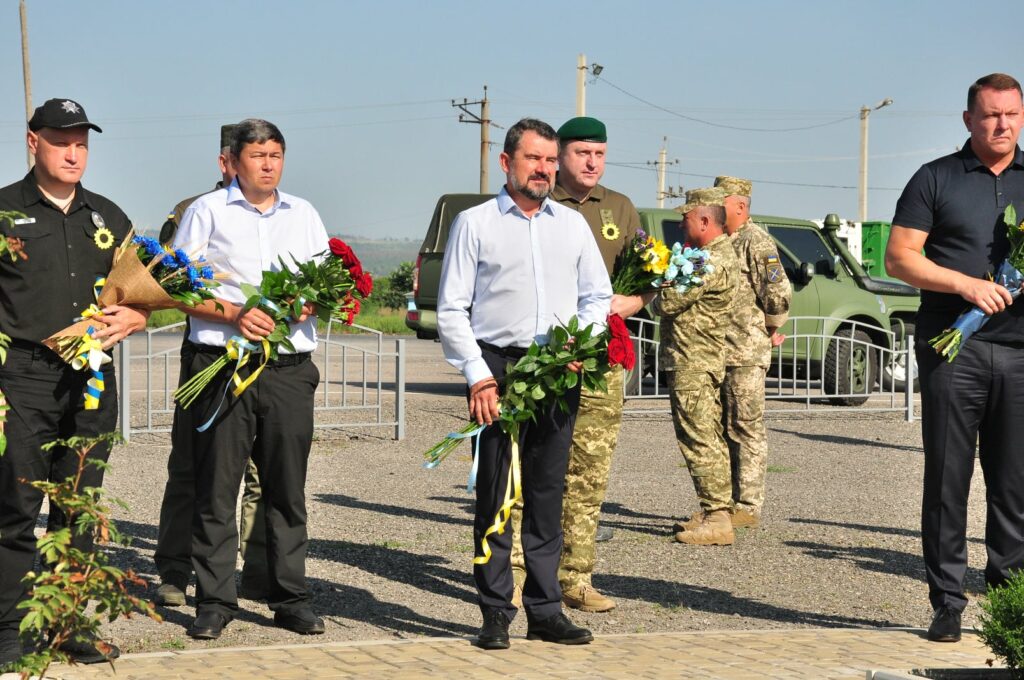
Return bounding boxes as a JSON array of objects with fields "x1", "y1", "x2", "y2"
[
  {"x1": 623, "y1": 315, "x2": 917, "y2": 421},
  {"x1": 116, "y1": 319, "x2": 406, "y2": 440}
]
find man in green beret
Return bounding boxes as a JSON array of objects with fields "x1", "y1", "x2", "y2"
[
  {"x1": 656, "y1": 187, "x2": 738, "y2": 545},
  {"x1": 510, "y1": 116, "x2": 649, "y2": 613}
]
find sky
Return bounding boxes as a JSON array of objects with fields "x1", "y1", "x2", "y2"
[{"x1": 0, "y1": 0, "x2": 1022, "y2": 239}]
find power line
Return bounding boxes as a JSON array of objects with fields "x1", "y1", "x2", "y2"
[
  {"x1": 606, "y1": 162, "x2": 903, "y2": 191},
  {"x1": 592, "y1": 75, "x2": 861, "y2": 132}
]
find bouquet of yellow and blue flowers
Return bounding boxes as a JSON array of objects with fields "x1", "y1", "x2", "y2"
[
  {"x1": 930, "y1": 205, "x2": 1024, "y2": 362},
  {"x1": 44, "y1": 232, "x2": 220, "y2": 409},
  {"x1": 610, "y1": 230, "x2": 714, "y2": 295}
]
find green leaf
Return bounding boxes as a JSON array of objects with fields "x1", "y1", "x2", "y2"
[
  {"x1": 582, "y1": 357, "x2": 598, "y2": 371},
  {"x1": 565, "y1": 371, "x2": 578, "y2": 388},
  {"x1": 512, "y1": 381, "x2": 527, "y2": 394},
  {"x1": 1006, "y1": 204, "x2": 1018, "y2": 229},
  {"x1": 530, "y1": 385, "x2": 546, "y2": 400},
  {"x1": 239, "y1": 283, "x2": 260, "y2": 300}
]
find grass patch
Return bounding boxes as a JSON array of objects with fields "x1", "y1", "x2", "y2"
[
  {"x1": 767, "y1": 464, "x2": 797, "y2": 473},
  {"x1": 160, "y1": 638, "x2": 186, "y2": 650},
  {"x1": 148, "y1": 309, "x2": 186, "y2": 328},
  {"x1": 377, "y1": 540, "x2": 409, "y2": 550}
]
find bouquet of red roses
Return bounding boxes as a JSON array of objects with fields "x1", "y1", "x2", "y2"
[{"x1": 174, "y1": 238, "x2": 371, "y2": 410}]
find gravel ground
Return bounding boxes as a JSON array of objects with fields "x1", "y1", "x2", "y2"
[{"x1": 72, "y1": 339, "x2": 990, "y2": 654}]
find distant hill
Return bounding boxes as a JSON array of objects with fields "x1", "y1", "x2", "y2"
[
  {"x1": 329, "y1": 234, "x2": 419, "y2": 277},
  {"x1": 138, "y1": 227, "x2": 419, "y2": 278}
]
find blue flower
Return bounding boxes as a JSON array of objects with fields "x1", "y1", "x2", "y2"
[
  {"x1": 173, "y1": 248, "x2": 191, "y2": 269},
  {"x1": 132, "y1": 235, "x2": 164, "y2": 260}
]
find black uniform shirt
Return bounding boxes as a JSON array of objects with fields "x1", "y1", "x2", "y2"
[
  {"x1": 0, "y1": 172, "x2": 132, "y2": 344},
  {"x1": 892, "y1": 141, "x2": 1024, "y2": 342}
]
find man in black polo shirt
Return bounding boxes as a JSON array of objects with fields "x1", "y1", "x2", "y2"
[
  {"x1": 886, "y1": 73, "x2": 1024, "y2": 643},
  {"x1": 0, "y1": 99, "x2": 148, "y2": 667}
]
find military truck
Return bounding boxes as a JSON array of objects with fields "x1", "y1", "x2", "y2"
[{"x1": 405, "y1": 194, "x2": 920, "y2": 405}]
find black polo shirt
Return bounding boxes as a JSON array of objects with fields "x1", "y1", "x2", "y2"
[
  {"x1": 0, "y1": 172, "x2": 132, "y2": 344},
  {"x1": 893, "y1": 141, "x2": 1024, "y2": 343}
]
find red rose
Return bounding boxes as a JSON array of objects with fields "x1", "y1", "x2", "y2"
[
  {"x1": 606, "y1": 314, "x2": 636, "y2": 370},
  {"x1": 355, "y1": 273, "x2": 373, "y2": 298},
  {"x1": 607, "y1": 314, "x2": 630, "y2": 342},
  {"x1": 349, "y1": 263, "x2": 364, "y2": 280},
  {"x1": 329, "y1": 238, "x2": 361, "y2": 268}
]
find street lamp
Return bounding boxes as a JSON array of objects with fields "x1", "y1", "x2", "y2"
[{"x1": 859, "y1": 97, "x2": 893, "y2": 222}]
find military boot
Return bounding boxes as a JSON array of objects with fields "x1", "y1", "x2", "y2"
[
  {"x1": 672, "y1": 510, "x2": 706, "y2": 533},
  {"x1": 674, "y1": 509, "x2": 735, "y2": 546},
  {"x1": 730, "y1": 507, "x2": 760, "y2": 529},
  {"x1": 562, "y1": 584, "x2": 616, "y2": 613}
]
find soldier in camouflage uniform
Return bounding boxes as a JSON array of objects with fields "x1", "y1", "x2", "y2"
[
  {"x1": 509, "y1": 117, "x2": 649, "y2": 613},
  {"x1": 655, "y1": 187, "x2": 738, "y2": 546},
  {"x1": 717, "y1": 176, "x2": 791, "y2": 527},
  {"x1": 675, "y1": 176, "x2": 792, "y2": 534}
]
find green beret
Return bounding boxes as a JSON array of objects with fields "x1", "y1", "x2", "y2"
[
  {"x1": 714, "y1": 175, "x2": 752, "y2": 198},
  {"x1": 674, "y1": 186, "x2": 727, "y2": 215},
  {"x1": 220, "y1": 124, "x2": 238, "y2": 150},
  {"x1": 557, "y1": 116, "x2": 607, "y2": 143}
]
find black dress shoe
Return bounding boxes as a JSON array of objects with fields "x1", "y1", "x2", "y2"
[
  {"x1": 188, "y1": 611, "x2": 229, "y2": 640},
  {"x1": 595, "y1": 524, "x2": 615, "y2": 543},
  {"x1": 526, "y1": 611, "x2": 593, "y2": 645},
  {"x1": 274, "y1": 608, "x2": 325, "y2": 635},
  {"x1": 477, "y1": 610, "x2": 510, "y2": 650},
  {"x1": 57, "y1": 631, "x2": 121, "y2": 664},
  {"x1": 927, "y1": 605, "x2": 962, "y2": 642}
]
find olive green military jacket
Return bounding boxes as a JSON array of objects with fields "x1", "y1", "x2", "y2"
[
  {"x1": 653, "y1": 233, "x2": 738, "y2": 384},
  {"x1": 551, "y1": 181, "x2": 641, "y2": 276},
  {"x1": 724, "y1": 219, "x2": 792, "y2": 368},
  {"x1": 158, "y1": 181, "x2": 224, "y2": 245}
]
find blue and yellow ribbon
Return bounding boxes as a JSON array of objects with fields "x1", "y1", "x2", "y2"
[
  {"x1": 70, "y1": 325, "x2": 111, "y2": 410},
  {"x1": 472, "y1": 436, "x2": 522, "y2": 566},
  {"x1": 197, "y1": 335, "x2": 271, "y2": 432}
]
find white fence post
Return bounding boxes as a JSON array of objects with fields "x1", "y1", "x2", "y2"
[
  {"x1": 395, "y1": 338, "x2": 406, "y2": 440},
  {"x1": 118, "y1": 337, "x2": 131, "y2": 441}
]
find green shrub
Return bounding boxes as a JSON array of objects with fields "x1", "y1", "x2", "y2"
[
  {"x1": 147, "y1": 308, "x2": 186, "y2": 328},
  {"x1": 978, "y1": 570, "x2": 1024, "y2": 678}
]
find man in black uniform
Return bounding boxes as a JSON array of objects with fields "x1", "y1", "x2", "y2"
[
  {"x1": 886, "y1": 73, "x2": 1024, "y2": 643},
  {"x1": 0, "y1": 98, "x2": 148, "y2": 667}
]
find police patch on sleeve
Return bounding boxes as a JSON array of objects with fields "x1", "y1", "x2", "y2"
[{"x1": 765, "y1": 253, "x2": 785, "y2": 282}]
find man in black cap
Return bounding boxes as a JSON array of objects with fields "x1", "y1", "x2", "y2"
[
  {"x1": 153, "y1": 123, "x2": 270, "y2": 608},
  {"x1": 0, "y1": 98, "x2": 149, "y2": 668}
]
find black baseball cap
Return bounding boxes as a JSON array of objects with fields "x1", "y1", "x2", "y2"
[{"x1": 28, "y1": 98, "x2": 102, "y2": 133}]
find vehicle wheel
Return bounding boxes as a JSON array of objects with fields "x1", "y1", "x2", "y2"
[
  {"x1": 824, "y1": 328, "x2": 878, "y2": 406},
  {"x1": 881, "y1": 321, "x2": 919, "y2": 393}
]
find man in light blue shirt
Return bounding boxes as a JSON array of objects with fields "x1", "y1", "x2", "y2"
[
  {"x1": 165, "y1": 119, "x2": 328, "y2": 642},
  {"x1": 437, "y1": 118, "x2": 611, "y2": 650}
]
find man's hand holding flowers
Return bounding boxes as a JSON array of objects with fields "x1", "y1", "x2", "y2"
[
  {"x1": 91, "y1": 305, "x2": 150, "y2": 349},
  {"x1": 469, "y1": 377, "x2": 500, "y2": 426}
]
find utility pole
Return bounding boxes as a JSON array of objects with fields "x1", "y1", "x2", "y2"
[
  {"x1": 858, "y1": 97, "x2": 893, "y2": 222},
  {"x1": 576, "y1": 54, "x2": 587, "y2": 116},
  {"x1": 20, "y1": 0, "x2": 33, "y2": 170},
  {"x1": 647, "y1": 138, "x2": 680, "y2": 208},
  {"x1": 453, "y1": 86, "x2": 501, "y2": 193}
]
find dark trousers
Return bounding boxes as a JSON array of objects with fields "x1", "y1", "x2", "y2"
[
  {"x1": 174, "y1": 347, "x2": 318, "y2": 620},
  {"x1": 916, "y1": 332, "x2": 1024, "y2": 611},
  {"x1": 0, "y1": 344, "x2": 117, "y2": 629},
  {"x1": 154, "y1": 345, "x2": 268, "y2": 589},
  {"x1": 473, "y1": 345, "x2": 580, "y2": 621}
]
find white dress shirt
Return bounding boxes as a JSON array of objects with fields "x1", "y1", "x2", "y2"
[
  {"x1": 173, "y1": 179, "x2": 330, "y2": 353},
  {"x1": 437, "y1": 187, "x2": 612, "y2": 386}
]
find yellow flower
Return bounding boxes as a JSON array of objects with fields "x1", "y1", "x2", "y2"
[
  {"x1": 93, "y1": 226, "x2": 114, "y2": 250},
  {"x1": 601, "y1": 223, "x2": 620, "y2": 241},
  {"x1": 643, "y1": 241, "x2": 670, "y2": 275}
]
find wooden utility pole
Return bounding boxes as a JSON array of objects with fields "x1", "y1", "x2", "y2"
[
  {"x1": 859, "y1": 97, "x2": 893, "y2": 222},
  {"x1": 20, "y1": 0, "x2": 33, "y2": 170},
  {"x1": 648, "y1": 138, "x2": 680, "y2": 208},
  {"x1": 576, "y1": 54, "x2": 587, "y2": 116},
  {"x1": 453, "y1": 86, "x2": 500, "y2": 193}
]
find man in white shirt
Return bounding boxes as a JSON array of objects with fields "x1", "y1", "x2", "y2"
[
  {"x1": 437, "y1": 118, "x2": 611, "y2": 650},
  {"x1": 167, "y1": 118, "x2": 328, "y2": 641}
]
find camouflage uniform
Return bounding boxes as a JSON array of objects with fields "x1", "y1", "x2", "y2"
[
  {"x1": 510, "y1": 181, "x2": 639, "y2": 592},
  {"x1": 655, "y1": 233, "x2": 738, "y2": 512},
  {"x1": 722, "y1": 219, "x2": 791, "y2": 513}
]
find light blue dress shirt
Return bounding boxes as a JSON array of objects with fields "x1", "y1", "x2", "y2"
[
  {"x1": 173, "y1": 179, "x2": 330, "y2": 353},
  {"x1": 437, "y1": 187, "x2": 612, "y2": 386}
]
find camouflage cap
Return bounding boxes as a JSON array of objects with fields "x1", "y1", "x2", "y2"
[
  {"x1": 674, "y1": 186, "x2": 727, "y2": 215},
  {"x1": 220, "y1": 124, "x2": 238, "y2": 150},
  {"x1": 714, "y1": 175, "x2": 752, "y2": 198},
  {"x1": 557, "y1": 116, "x2": 607, "y2": 143}
]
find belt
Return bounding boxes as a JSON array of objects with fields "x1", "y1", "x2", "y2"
[
  {"x1": 477, "y1": 340, "x2": 528, "y2": 360},
  {"x1": 185, "y1": 341, "x2": 311, "y2": 367}
]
